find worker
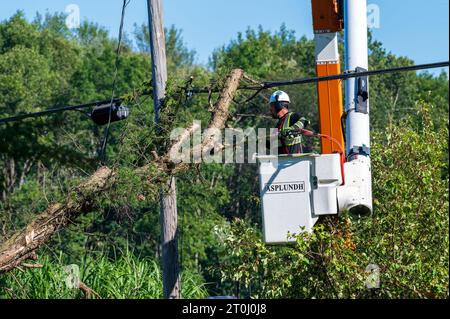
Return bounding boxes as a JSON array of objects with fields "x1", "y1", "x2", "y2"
[{"x1": 269, "y1": 90, "x2": 309, "y2": 155}]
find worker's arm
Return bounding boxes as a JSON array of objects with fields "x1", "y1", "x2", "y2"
[{"x1": 280, "y1": 113, "x2": 309, "y2": 137}]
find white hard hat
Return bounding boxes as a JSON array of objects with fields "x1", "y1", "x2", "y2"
[{"x1": 269, "y1": 90, "x2": 290, "y2": 104}]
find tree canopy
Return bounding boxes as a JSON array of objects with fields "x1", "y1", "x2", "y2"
[{"x1": 0, "y1": 13, "x2": 448, "y2": 299}]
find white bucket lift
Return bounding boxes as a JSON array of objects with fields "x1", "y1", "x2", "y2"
[
  {"x1": 257, "y1": 153, "x2": 342, "y2": 244},
  {"x1": 257, "y1": 0, "x2": 373, "y2": 244}
]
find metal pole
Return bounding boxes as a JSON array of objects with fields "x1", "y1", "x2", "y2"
[
  {"x1": 344, "y1": 0, "x2": 370, "y2": 155},
  {"x1": 147, "y1": 0, "x2": 181, "y2": 299},
  {"x1": 338, "y1": 0, "x2": 373, "y2": 216}
]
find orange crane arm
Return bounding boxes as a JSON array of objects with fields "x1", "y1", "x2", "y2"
[{"x1": 311, "y1": 0, "x2": 345, "y2": 155}]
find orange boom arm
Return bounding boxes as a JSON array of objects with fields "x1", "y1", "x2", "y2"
[{"x1": 311, "y1": 0, "x2": 345, "y2": 155}]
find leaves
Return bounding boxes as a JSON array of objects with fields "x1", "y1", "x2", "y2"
[
  {"x1": 0, "y1": 13, "x2": 448, "y2": 299},
  {"x1": 217, "y1": 106, "x2": 448, "y2": 299}
]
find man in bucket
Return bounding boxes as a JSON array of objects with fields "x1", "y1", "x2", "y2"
[{"x1": 269, "y1": 90, "x2": 309, "y2": 155}]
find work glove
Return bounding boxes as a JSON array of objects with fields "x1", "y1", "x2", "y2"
[{"x1": 280, "y1": 129, "x2": 296, "y2": 139}]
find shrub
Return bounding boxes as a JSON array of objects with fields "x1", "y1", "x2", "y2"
[{"x1": 217, "y1": 104, "x2": 449, "y2": 298}]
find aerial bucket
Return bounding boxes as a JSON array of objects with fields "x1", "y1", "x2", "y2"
[{"x1": 257, "y1": 153, "x2": 342, "y2": 244}]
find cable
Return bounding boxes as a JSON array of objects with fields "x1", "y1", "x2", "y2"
[
  {"x1": 2, "y1": 61, "x2": 448, "y2": 125},
  {"x1": 0, "y1": 61, "x2": 448, "y2": 125},
  {"x1": 289, "y1": 128, "x2": 346, "y2": 183},
  {"x1": 189, "y1": 61, "x2": 450, "y2": 94},
  {"x1": 0, "y1": 98, "x2": 122, "y2": 125},
  {"x1": 99, "y1": 0, "x2": 131, "y2": 164},
  {"x1": 179, "y1": 206, "x2": 184, "y2": 298},
  {"x1": 260, "y1": 61, "x2": 449, "y2": 89},
  {"x1": 289, "y1": 128, "x2": 345, "y2": 155}
]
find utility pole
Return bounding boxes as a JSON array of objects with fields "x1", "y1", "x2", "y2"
[{"x1": 147, "y1": 0, "x2": 181, "y2": 299}]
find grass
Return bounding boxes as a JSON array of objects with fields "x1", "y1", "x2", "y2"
[{"x1": 0, "y1": 249, "x2": 208, "y2": 299}]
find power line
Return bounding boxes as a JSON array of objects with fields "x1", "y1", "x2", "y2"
[
  {"x1": 0, "y1": 61, "x2": 448, "y2": 126},
  {"x1": 0, "y1": 98, "x2": 123, "y2": 125},
  {"x1": 100, "y1": 0, "x2": 131, "y2": 164},
  {"x1": 261, "y1": 61, "x2": 450, "y2": 89},
  {"x1": 190, "y1": 61, "x2": 450, "y2": 93},
  {"x1": 0, "y1": 1, "x2": 132, "y2": 128}
]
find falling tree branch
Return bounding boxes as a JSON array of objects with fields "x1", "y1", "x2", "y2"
[
  {"x1": 0, "y1": 167, "x2": 114, "y2": 273},
  {"x1": 0, "y1": 69, "x2": 244, "y2": 274}
]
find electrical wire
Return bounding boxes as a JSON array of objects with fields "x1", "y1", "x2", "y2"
[
  {"x1": 189, "y1": 61, "x2": 450, "y2": 94},
  {"x1": 0, "y1": 61, "x2": 447, "y2": 126},
  {"x1": 179, "y1": 204, "x2": 184, "y2": 297},
  {"x1": 258, "y1": 61, "x2": 449, "y2": 90},
  {"x1": 288, "y1": 128, "x2": 346, "y2": 183},
  {"x1": 99, "y1": 0, "x2": 131, "y2": 164},
  {"x1": 0, "y1": 98, "x2": 122, "y2": 125},
  {"x1": 288, "y1": 128, "x2": 345, "y2": 155}
]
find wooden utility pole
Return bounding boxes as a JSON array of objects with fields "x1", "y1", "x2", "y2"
[
  {"x1": 147, "y1": 0, "x2": 181, "y2": 299},
  {"x1": 0, "y1": 69, "x2": 243, "y2": 277}
]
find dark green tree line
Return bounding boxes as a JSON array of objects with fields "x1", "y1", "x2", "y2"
[{"x1": 0, "y1": 13, "x2": 448, "y2": 298}]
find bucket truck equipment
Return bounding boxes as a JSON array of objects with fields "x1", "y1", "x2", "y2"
[
  {"x1": 257, "y1": 0, "x2": 373, "y2": 244},
  {"x1": 311, "y1": 0, "x2": 345, "y2": 155},
  {"x1": 337, "y1": 0, "x2": 373, "y2": 217}
]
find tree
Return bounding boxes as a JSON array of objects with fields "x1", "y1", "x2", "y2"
[
  {"x1": 0, "y1": 15, "x2": 448, "y2": 299},
  {"x1": 217, "y1": 104, "x2": 449, "y2": 298},
  {"x1": 0, "y1": 13, "x2": 84, "y2": 201},
  {"x1": 134, "y1": 23, "x2": 196, "y2": 74}
]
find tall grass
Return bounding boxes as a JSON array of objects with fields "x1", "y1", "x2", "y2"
[{"x1": 0, "y1": 250, "x2": 208, "y2": 299}]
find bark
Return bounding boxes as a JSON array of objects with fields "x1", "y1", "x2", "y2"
[
  {"x1": 2, "y1": 157, "x2": 16, "y2": 201},
  {"x1": 0, "y1": 69, "x2": 244, "y2": 274},
  {"x1": 79, "y1": 281, "x2": 101, "y2": 299},
  {"x1": 1, "y1": 157, "x2": 34, "y2": 201},
  {"x1": 19, "y1": 159, "x2": 33, "y2": 187},
  {"x1": 160, "y1": 176, "x2": 179, "y2": 299},
  {"x1": 0, "y1": 167, "x2": 113, "y2": 273}
]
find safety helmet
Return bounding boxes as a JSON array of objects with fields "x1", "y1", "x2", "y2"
[
  {"x1": 269, "y1": 90, "x2": 290, "y2": 104},
  {"x1": 269, "y1": 90, "x2": 290, "y2": 113}
]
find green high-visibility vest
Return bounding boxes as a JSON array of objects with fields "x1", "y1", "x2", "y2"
[{"x1": 281, "y1": 112, "x2": 304, "y2": 146}]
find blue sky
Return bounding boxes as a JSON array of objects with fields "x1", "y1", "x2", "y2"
[{"x1": 0, "y1": 0, "x2": 448, "y2": 75}]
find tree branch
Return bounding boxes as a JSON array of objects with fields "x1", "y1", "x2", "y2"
[{"x1": 0, "y1": 69, "x2": 244, "y2": 274}]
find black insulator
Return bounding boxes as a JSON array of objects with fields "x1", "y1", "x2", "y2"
[{"x1": 91, "y1": 104, "x2": 129, "y2": 126}]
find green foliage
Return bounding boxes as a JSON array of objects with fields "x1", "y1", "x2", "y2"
[
  {"x1": 135, "y1": 23, "x2": 196, "y2": 73},
  {"x1": 368, "y1": 33, "x2": 449, "y2": 131},
  {"x1": 0, "y1": 249, "x2": 207, "y2": 299},
  {"x1": 217, "y1": 105, "x2": 449, "y2": 298},
  {"x1": 212, "y1": 25, "x2": 317, "y2": 122},
  {"x1": 0, "y1": 13, "x2": 448, "y2": 300},
  {"x1": 212, "y1": 25, "x2": 315, "y2": 78}
]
